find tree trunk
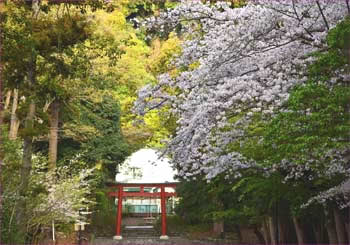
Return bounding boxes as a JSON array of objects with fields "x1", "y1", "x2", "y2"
[
  {"x1": 268, "y1": 216, "x2": 277, "y2": 245},
  {"x1": 313, "y1": 223, "x2": 325, "y2": 244},
  {"x1": 334, "y1": 208, "x2": 347, "y2": 244},
  {"x1": 346, "y1": 222, "x2": 350, "y2": 245},
  {"x1": 277, "y1": 215, "x2": 286, "y2": 244},
  {"x1": 261, "y1": 218, "x2": 271, "y2": 245},
  {"x1": 16, "y1": 102, "x2": 35, "y2": 238},
  {"x1": 16, "y1": 39, "x2": 37, "y2": 239},
  {"x1": 346, "y1": 208, "x2": 350, "y2": 244},
  {"x1": 9, "y1": 89, "x2": 19, "y2": 139},
  {"x1": 292, "y1": 216, "x2": 306, "y2": 245},
  {"x1": 326, "y1": 223, "x2": 339, "y2": 245},
  {"x1": 48, "y1": 99, "x2": 59, "y2": 169},
  {"x1": 235, "y1": 225, "x2": 243, "y2": 244},
  {"x1": 326, "y1": 209, "x2": 339, "y2": 244},
  {"x1": 253, "y1": 224, "x2": 265, "y2": 244},
  {"x1": 4, "y1": 90, "x2": 11, "y2": 110}
]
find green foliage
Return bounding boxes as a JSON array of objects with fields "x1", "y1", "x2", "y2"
[
  {"x1": 262, "y1": 17, "x2": 350, "y2": 166},
  {"x1": 57, "y1": 94, "x2": 130, "y2": 180},
  {"x1": 309, "y1": 17, "x2": 350, "y2": 81},
  {"x1": 90, "y1": 189, "x2": 116, "y2": 236},
  {"x1": 0, "y1": 128, "x2": 24, "y2": 243},
  {"x1": 264, "y1": 83, "x2": 350, "y2": 164},
  {"x1": 1, "y1": 200, "x2": 25, "y2": 244},
  {"x1": 80, "y1": 96, "x2": 130, "y2": 178},
  {"x1": 154, "y1": 214, "x2": 212, "y2": 238},
  {"x1": 175, "y1": 178, "x2": 215, "y2": 224},
  {"x1": 83, "y1": 7, "x2": 175, "y2": 150},
  {"x1": 32, "y1": 13, "x2": 92, "y2": 55},
  {"x1": 148, "y1": 33, "x2": 182, "y2": 76},
  {"x1": 126, "y1": 0, "x2": 179, "y2": 18},
  {"x1": 176, "y1": 176, "x2": 247, "y2": 225}
]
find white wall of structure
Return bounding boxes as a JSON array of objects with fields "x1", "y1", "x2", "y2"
[{"x1": 115, "y1": 149, "x2": 177, "y2": 184}]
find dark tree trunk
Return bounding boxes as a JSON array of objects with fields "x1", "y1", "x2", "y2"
[
  {"x1": 277, "y1": 215, "x2": 287, "y2": 244},
  {"x1": 213, "y1": 220, "x2": 224, "y2": 238},
  {"x1": 235, "y1": 225, "x2": 243, "y2": 244},
  {"x1": 253, "y1": 224, "x2": 265, "y2": 244},
  {"x1": 326, "y1": 209, "x2": 339, "y2": 244},
  {"x1": 313, "y1": 223, "x2": 325, "y2": 244},
  {"x1": 347, "y1": 207, "x2": 350, "y2": 243},
  {"x1": 334, "y1": 208, "x2": 347, "y2": 244},
  {"x1": 326, "y1": 223, "x2": 339, "y2": 245},
  {"x1": 268, "y1": 216, "x2": 277, "y2": 245},
  {"x1": 345, "y1": 221, "x2": 350, "y2": 244}
]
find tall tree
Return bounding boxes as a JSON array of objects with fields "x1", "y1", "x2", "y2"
[{"x1": 0, "y1": 2, "x2": 4, "y2": 243}]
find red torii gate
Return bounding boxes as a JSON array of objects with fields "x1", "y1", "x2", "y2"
[{"x1": 108, "y1": 182, "x2": 177, "y2": 240}]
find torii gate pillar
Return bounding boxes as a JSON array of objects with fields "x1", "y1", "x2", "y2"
[
  {"x1": 160, "y1": 186, "x2": 169, "y2": 240},
  {"x1": 113, "y1": 187, "x2": 123, "y2": 240}
]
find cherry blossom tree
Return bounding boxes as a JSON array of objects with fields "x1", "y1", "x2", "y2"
[
  {"x1": 22, "y1": 154, "x2": 96, "y2": 240},
  {"x1": 135, "y1": 0, "x2": 349, "y2": 179},
  {"x1": 135, "y1": 2, "x2": 350, "y2": 243}
]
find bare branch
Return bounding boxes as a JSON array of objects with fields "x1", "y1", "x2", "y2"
[
  {"x1": 143, "y1": 98, "x2": 168, "y2": 115},
  {"x1": 316, "y1": 0, "x2": 329, "y2": 30},
  {"x1": 292, "y1": 0, "x2": 301, "y2": 22}
]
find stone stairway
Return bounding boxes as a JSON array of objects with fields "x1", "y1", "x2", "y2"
[{"x1": 122, "y1": 225, "x2": 159, "y2": 238}]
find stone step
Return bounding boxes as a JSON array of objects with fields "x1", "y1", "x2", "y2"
[
  {"x1": 122, "y1": 226, "x2": 159, "y2": 238},
  {"x1": 123, "y1": 231, "x2": 158, "y2": 236}
]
